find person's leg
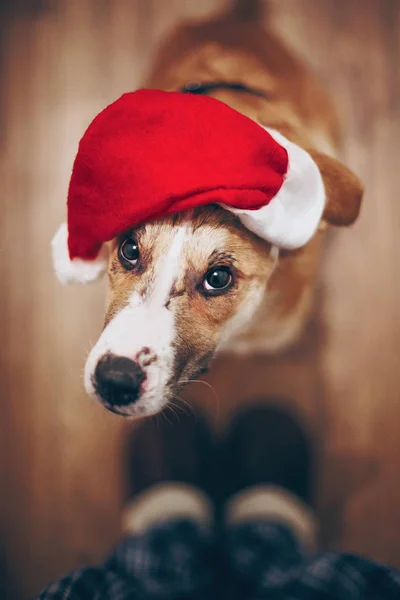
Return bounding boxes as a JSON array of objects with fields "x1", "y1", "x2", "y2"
[
  {"x1": 38, "y1": 410, "x2": 217, "y2": 600},
  {"x1": 221, "y1": 404, "x2": 400, "y2": 600}
]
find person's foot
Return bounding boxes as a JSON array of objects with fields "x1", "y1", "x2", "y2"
[
  {"x1": 120, "y1": 406, "x2": 217, "y2": 599},
  {"x1": 125, "y1": 405, "x2": 215, "y2": 500},
  {"x1": 221, "y1": 402, "x2": 314, "y2": 506},
  {"x1": 220, "y1": 404, "x2": 317, "y2": 597}
]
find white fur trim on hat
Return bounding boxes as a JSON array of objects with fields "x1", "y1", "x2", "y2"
[
  {"x1": 221, "y1": 128, "x2": 325, "y2": 249},
  {"x1": 51, "y1": 223, "x2": 109, "y2": 284}
]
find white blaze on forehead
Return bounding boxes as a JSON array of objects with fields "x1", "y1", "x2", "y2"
[
  {"x1": 84, "y1": 226, "x2": 189, "y2": 412},
  {"x1": 147, "y1": 225, "x2": 188, "y2": 307}
]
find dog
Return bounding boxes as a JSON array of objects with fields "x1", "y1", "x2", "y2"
[{"x1": 57, "y1": 0, "x2": 363, "y2": 418}]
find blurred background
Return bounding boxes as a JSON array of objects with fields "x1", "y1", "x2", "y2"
[{"x1": 0, "y1": 0, "x2": 399, "y2": 598}]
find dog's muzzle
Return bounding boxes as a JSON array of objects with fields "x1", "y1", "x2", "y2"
[{"x1": 93, "y1": 353, "x2": 146, "y2": 408}]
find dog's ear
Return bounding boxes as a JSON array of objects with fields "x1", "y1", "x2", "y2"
[{"x1": 309, "y1": 150, "x2": 364, "y2": 226}]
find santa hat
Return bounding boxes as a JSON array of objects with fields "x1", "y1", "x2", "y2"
[{"x1": 52, "y1": 89, "x2": 325, "y2": 284}]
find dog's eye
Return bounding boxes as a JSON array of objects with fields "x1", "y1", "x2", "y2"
[
  {"x1": 203, "y1": 266, "x2": 233, "y2": 294},
  {"x1": 119, "y1": 237, "x2": 140, "y2": 269}
]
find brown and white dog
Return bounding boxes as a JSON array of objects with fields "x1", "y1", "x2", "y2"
[{"x1": 70, "y1": 0, "x2": 363, "y2": 417}]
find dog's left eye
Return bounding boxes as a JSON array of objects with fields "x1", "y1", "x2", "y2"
[
  {"x1": 119, "y1": 237, "x2": 140, "y2": 268},
  {"x1": 203, "y1": 266, "x2": 233, "y2": 295}
]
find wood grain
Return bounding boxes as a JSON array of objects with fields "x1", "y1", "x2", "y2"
[{"x1": 0, "y1": 0, "x2": 399, "y2": 597}]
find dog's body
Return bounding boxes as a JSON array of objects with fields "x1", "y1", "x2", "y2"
[
  {"x1": 143, "y1": 0, "x2": 345, "y2": 355},
  {"x1": 82, "y1": 0, "x2": 363, "y2": 417}
]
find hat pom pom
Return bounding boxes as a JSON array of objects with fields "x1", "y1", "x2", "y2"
[{"x1": 51, "y1": 223, "x2": 108, "y2": 284}]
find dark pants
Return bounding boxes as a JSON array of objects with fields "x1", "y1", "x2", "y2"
[{"x1": 38, "y1": 518, "x2": 400, "y2": 600}]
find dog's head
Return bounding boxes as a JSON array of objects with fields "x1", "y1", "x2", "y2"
[
  {"x1": 52, "y1": 91, "x2": 364, "y2": 418},
  {"x1": 84, "y1": 206, "x2": 277, "y2": 417}
]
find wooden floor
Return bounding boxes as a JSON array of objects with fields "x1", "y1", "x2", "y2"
[{"x1": 1, "y1": 0, "x2": 400, "y2": 597}]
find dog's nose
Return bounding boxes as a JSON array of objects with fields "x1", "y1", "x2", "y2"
[{"x1": 94, "y1": 354, "x2": 146, "y2": 407}]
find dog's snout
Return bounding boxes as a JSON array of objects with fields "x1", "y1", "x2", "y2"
[{"x1": 94, "y1": 354, "x2": 146, "y2": 407}]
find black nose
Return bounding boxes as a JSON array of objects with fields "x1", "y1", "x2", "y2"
[{"x1": 94, "y1": 354, "x2": 146, "y2": 407}]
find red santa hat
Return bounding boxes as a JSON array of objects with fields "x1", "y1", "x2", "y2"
[{"x1": 52, "y1": 89, "x2": 325, "y2": 284}]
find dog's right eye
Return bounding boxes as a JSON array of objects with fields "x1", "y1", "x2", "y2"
[{"x1": 119, "y1": 238, "x2": 140, "y2": 269}]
